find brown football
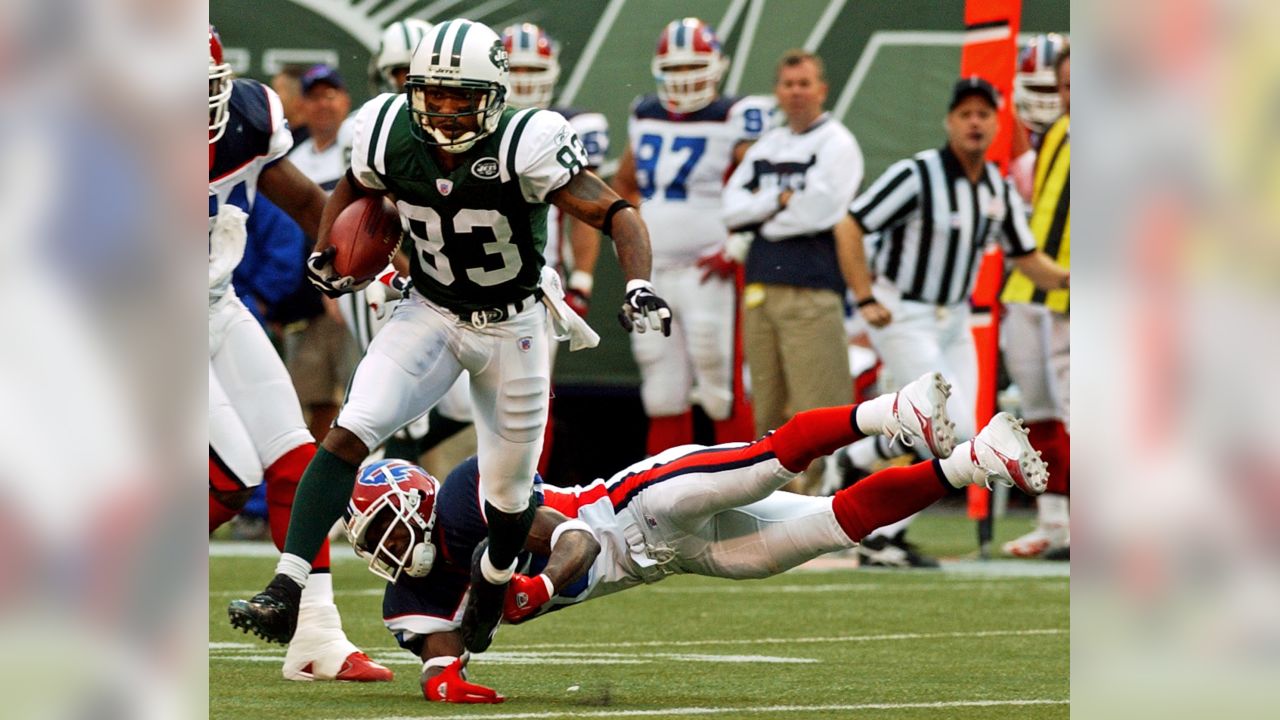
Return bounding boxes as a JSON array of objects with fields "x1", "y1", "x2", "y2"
[{"x1": 329, "y1": 196, "x2": 402, "y2": 282}]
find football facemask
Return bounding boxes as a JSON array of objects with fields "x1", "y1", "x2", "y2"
[
  {"x1": 346, "y1": 460, "x2": 439, "y2": 583},
  {"x1": 1014, "y1": 33, "x2": 1069, "y2": 134},
  {"x1": 502, "y1": 23, "x2": 559, "y2": 109},
  {"x1": 405, "y1": 19, "x2": 507, "y2": 153},
  {"x1": 652, "y1": 18, "x2": 728, "y2": 114},
  {"x1": 209, "y1": 25, "x2": 233, "y2": 144}
]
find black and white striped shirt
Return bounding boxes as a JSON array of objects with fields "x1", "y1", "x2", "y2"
[{"x1": 850, "y1": 145, "x2": 1035, "y2": 306}]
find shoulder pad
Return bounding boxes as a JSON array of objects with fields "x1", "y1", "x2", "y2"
[
  {"x1": 229, "y1": 78, "x2": 275, "y2": 135},
  {"x1": 632, "y1": 94, "x2": 667, "y2": 120}
]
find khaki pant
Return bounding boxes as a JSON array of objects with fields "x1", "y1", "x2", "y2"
[
  {"x1": 743, "y1": 284, "x2": 851, "y2": 493},
  {"x1": 284, "y1": 313, "x2": 358, "y2": 406}
]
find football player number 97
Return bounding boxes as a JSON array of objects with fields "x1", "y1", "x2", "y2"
[{"x1": 401, "y1": 205, "x2": 521, "y2": 287}]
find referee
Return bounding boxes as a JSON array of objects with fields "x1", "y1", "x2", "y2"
[{"x1": 832, "y1": 76, "x2": 1068, "y2": 567}]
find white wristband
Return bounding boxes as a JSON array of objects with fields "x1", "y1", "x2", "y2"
[
  {"x1": 550, "y1": 518, "x2": 594, "y2": 550},
  {"x1": 568, "y1": 270, "x2": 594, "y2": 295},
  {"x1": 625, "y1": 278, "x2": 654, "y2": 294},
  {"x1": 539, "y1": 573, "x2": 555, "y2": 598},
  {"x1": 423, "y1": 655, "x2": 458, "y2": 672}
]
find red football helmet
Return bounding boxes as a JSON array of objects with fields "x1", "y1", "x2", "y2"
[
  {"x1": 501, "y1": 23, "x2": 560, "y2": 109},
  {"x1": 1014, "y1": 33, "x2": 1069, "y2": 134},
  {"x1": 345, "y1": 460, "x2": 439, "y2": 583},
  {"x1": 652, "y1": 18, "x2": 728, "y2": 114},
  {"x1": 209, "y1": 25, "x2": 233, "y2": 144}
]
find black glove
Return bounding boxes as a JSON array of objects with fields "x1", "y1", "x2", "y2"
[{"x1": 617, "y1": 280, "x2": 672, "y2": 336}]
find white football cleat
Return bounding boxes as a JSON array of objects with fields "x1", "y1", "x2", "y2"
[
  {"x1": 1002, "y1": 523, "x2": 1069, "y2": 558},
  {"x1": 967, "y1": 413, "x2": 1049, "y2": 496},
  {"x1": 283, "y1": 603, "x2": 393, "y2": 682},
  {"x1": 887, "y1": 372, "x2": 957, "y2": 458}
]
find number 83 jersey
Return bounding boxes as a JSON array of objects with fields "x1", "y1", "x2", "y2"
[
  {"x1": 628, "y1": 93, "x2": 773, "y2": 267},
  {"x1": 350, "y1": 94, "x2": 589, "y2": 313}
]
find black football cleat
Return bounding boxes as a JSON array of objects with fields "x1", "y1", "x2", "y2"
[
  {"x1": 460, "y1": 541, "x2": 507, "y2": 653},
  {"x1": 228, "y1": 573, "x2": 302, "y2": 645}
]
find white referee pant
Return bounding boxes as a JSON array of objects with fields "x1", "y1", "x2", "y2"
[
  {"x1": 1002, "y1": 303, "x2": 1070, "y2": 430},
  {"x1": 867, "y1": 281, "x2": 979, "y2": 444}
]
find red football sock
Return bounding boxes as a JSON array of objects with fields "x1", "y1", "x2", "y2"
[
  {"x1": 768, "y1": 405, "x2": 863, "y2": 473},
  {"x1": 265, "y1": 443, "x2": 331, "y2": 570},
  {"x1": 647, "y1": 412, "x2": 694, "y2": 456},
  {"x1": 830, "y1": 461, "x2": 950, "y2": 542},
  {"x1": 713, "y1": 404, "x2": 756, "y2": 445},
  {"x1": 1027, "y1": 420, "x2": 1070, "y2": 496},
  {"x1": 209, "y1": 493, "x2": 240, "y2": 534}
]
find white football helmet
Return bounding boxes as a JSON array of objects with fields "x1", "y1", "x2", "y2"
[
  {"x1": 376, "y1": 18, "x2": 433, "y2": 92},
  {"x1": 501, "y1": 23, "x2": 559, "y2": 109},
  {"x1": 209, "y1": 25, "x2": 233, "y2": 144},
  {"x1": 1014, "y1": 33, "x2": 1069, "y2": 134},
  {"x1": 406, "y1": 19, "x2": 508, "y2": 153},
  {"x1": 345, "y1": 460, "x2": 439, "y2": 583},
  {"x1": 651, "y1": 18, "x2": 728, "y2": 114}
]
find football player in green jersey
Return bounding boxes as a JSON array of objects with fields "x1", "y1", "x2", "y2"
[{"x1": 230, "y1": 19, "x2": 671, "y2": 657}]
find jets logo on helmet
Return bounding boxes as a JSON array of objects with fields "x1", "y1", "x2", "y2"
[
  {"x1": 1014, "y1": 33, "x2": 1069, "y2": 134},
  {"x1": 345, "y1": 460, "x2": 440, "y2": 582},
  {"x1": 501, "y1": 23, "x2": 560, "y2": 109},
  {"x1": 652, "y1": 18, "x2": 728, "y2": 114},
  {"x1": 405, "y1": 19, "x2": 507, "y2": 153},
  {"x1": 375, "y1": 18, "x2": 433, "y2": 93},
  {"x1": 209, "y1": 25, "x2": 233, "y2": 144}
]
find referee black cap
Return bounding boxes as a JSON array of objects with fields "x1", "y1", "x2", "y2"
[{"x1": 949, "y1": 76, "x2": 1000, "y2": 110}]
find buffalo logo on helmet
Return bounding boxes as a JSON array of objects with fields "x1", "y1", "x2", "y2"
[{"x1": 357, "y1": 460, "x2": 421, "y2": 486}]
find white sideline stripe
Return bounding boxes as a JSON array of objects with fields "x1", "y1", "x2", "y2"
[
  {"x1": 556, "y1": 0, "x2": 627, "y2": 107},
  {"x1": 208, "y1": 541, "x2": 361, "y2": 559},
  {"x1": 503, "y1": 627, "x2": 1066, "y2": 651},
  {"x1": 832, "y1": 30, "x2": 1045, "y2": 122},
  {"x1": 337, "y1": 698, "x2": 1068, "y2": 719},
  {"x1": 722, "y1": 0, "x2": 765, "y2": 96},
  {"x1": 209, "y1": 576, "x2": 1066, "y2": 599},
  {"x1": 803, "y1": 0, "x2": 848, "y2": 52}
]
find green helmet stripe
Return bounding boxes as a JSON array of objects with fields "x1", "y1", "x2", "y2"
[
  {"x1": 430, "y1": 20, "x2": 450, "y2": 66},
  {"x1": 450, "y1": 20, "x2": 471, "y2": 67},
  {"x1": 399, "y1": 21, "x2": 412, "y2": 54},
  {"x1": 504, "y1": 109, "x2": 538, "y2": 180},
  {"x1": 366, "y1": 96, "x2": 397, "y2": 172}
]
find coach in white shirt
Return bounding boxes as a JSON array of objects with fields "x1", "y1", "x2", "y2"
[{"x1": 722, "y1": 49, "x2": 863, "y2": 494}]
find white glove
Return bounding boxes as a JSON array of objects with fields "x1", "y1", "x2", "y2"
[
  {"x1": 208, "y1": 204, "x2": 248, "y2": 289},
  {"x1": 306, "y1": 247, "x2": 371, "y2": 298}
]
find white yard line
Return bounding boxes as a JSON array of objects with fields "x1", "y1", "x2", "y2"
[
  {"x1": 717, "y1": 0, "x2": 750, "y2": 42},
  {"x1": 500, "y1": 627, "x2": 1067, "y2": 651},
  {"x1": 212, "y1": 625, "x2": 1070, "y2": 653},
  {"x1": 803, "y1": 0, "x2": 849, "y2": 51},
  {"x1": 555, "y1": 0, "x2": 628, "y2": 108},
  {"x1": 209, "y1": 651, "x2": 818, "y2": 666},
  {"x1": 334, "y1": 698, "x2": 1069, "y2": 720},
  {"x1": 722, "y1": 0, "x2": 765, "y2": 96}
]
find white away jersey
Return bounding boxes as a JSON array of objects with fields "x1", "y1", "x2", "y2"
[
  {"x1": 208, "y1": 78, "x2": 292, "y2": 305},
  {"x1": 629, "y1": 94, "x2": 773, "y2": 266}
]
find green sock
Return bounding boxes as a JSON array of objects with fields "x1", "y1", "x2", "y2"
[{"x1": 283, "y1": 447, "x2": 358, "y2": 562}]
